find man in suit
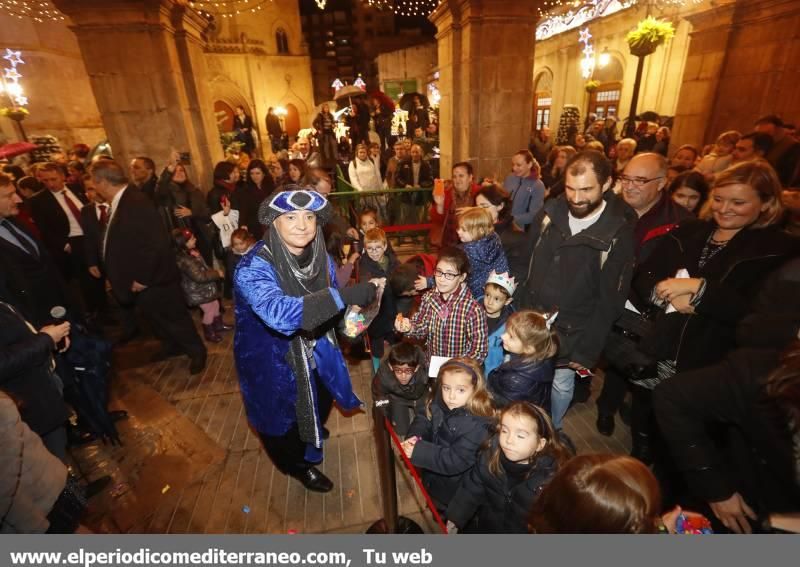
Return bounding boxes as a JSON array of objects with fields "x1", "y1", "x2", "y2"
[
  {"x1": 89, "y1": 160, "x2": 207, "y2": 374},
  {"x1": 29, "y1": 162, "x2": 94, "y2": 316},
  {"x1": 79, "y1": 175, "x2": 111, "y2": 324},
  {"x1": 129, "y1": 156, "x2": 158, "y2": 203},
  {"x1": 0, "y1": 174, "x2": 70, "y2": 326}
]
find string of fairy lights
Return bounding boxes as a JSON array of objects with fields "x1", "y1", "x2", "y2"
[
  {"x1": 188, "y1": 0, "x2": 272, "y2": 19},
  {"x1": 0, "y1": 0, "x2": 65, "y2": 22}
]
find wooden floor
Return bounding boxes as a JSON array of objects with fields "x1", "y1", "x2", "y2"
[{"x1": 72, "y1": 311, "x2": 630, "y2": 534}]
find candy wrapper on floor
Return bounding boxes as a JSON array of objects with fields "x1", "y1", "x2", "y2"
[{"x1": 342, "y1": 285, "x2": 384, "y2": 338}]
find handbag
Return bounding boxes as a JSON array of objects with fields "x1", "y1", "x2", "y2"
[{"x1": 603, "y1": 308, "x2": 658, "y2": 382}]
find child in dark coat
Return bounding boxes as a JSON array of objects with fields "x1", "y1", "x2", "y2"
[
  {"x1": 488, "y1": 310, "x2": 557, "y2": 411},
  {"x1": 172, "y1": 228, "x2": 231, "y2": 343},
  {"x1": 456, "y1": 207, "x2": 509, "y2": 300},
  {"x1": 402, "y1": 358, "x2": 494, "y2": 517},
  {"x1": 357, "y1": 227, "x2": 399, "y2": 363},
  {"x1": 446, "y1": 402, "x2": 571, "y2": 533},
  {"x1": 371, "y1": 341, "x2": 429, "y2": 437}
]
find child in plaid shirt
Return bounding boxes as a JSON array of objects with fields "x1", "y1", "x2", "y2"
[{"x1": 395, "y1": 247, "x2": 488, "y2": 363}]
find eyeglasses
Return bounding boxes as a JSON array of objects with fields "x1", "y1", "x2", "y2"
[
  {"x1": 619, "y1": 175, "x2": 664, "y2": 188},
  {"x1": 391, "y1": 367, "x2": 417, "y2": 377},
  {"x1": 434, "y1": 269, "x2": 460, "y2": 280}
]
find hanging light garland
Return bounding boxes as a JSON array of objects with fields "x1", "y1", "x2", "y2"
[
  {"x1": 0, "y1": 0, "x2": 65, "y2": 22},
  {"x1": 188, "y1": 0, "x2": 273, "y2": 19},
  {"x1": 578, "y1": 27, "x2": 595, "y2": 79},
  {"x1": 1, "y1": 48, "x2": 28, "y2": 107},
  {"x1": 537, "y1": 1, "x2": 702, "y2": 41}
]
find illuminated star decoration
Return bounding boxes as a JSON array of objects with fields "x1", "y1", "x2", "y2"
[
  {"x1": 578, "y1": 27, "x2": 595, "y2": 79},
  {"x1": 2, "y1": 47, "x2": 27, "y2": 107},
  {"x1": 3, "y1": 49, "x2": 24, "y2": 66}
]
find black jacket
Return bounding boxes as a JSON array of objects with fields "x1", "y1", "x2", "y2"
[
  {"x1": 136, "y1": 175, "x2": 157, "y2": 203},
  {"x1": 79, "y1": 203, "x2": 105, "y2": 270},
  {"x1": 633, "y1": 220, "x2": 799, "y2": 372},
  {"x1": 0, "y1": 301, "x2": 69, "y2": 436},
  {"x1": 487, "y1": 355, "x2": 555, "y2": 410},
  {"x1": 395, "y1": 159, "x2": 434, "y2": 188},
  {"x1": 357, "y1": 249, "x2": 400, "y2": 341},
  {"x1": 28, "y1": 188, "x2": 88, "y2": 274},
  {"x1": 371, "y1": 359, "x2": 429, "y2": 406},
  {"x1": 654, "y1": 348, "x2": 800, "y2": 514},
  {"x1": 494, "y1": 218, "x2": 527, "y2": 286},
  {"x1": 447, "y1": 439, "x2": 558, "y2": 533},
  {"x1": 519, "y1": 192, "x2": 637, "y2": 367},
  {"x1": 406, "y1": 397, "x2": 492, "y2": 512},
  {"x1": 0, "y1": 219, "x2": 70, "y2": 326},
  {"x1": 232, "y1": 180, "x2": 274, "y2": 238},
  {"x1": 104, "y1": 188, "x2": 181, "y2": 305},
  {"x1": 634, "y1": 191, "x2": 693, "y2": 263}
]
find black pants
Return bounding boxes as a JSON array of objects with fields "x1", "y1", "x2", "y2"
[
  {"x1": 258, "y1": 375, "x2": 333, "y2": 476},
  {"x1": 596, "y1": 366, "x2": 629, "y2": 416},
  {"x1": 136, "y1": 281, "x2": 206, "y2": 360}
]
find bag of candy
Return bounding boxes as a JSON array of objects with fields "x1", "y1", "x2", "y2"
[{"x1": 341, "y1": 284, "x2": 384, "y2": 338}]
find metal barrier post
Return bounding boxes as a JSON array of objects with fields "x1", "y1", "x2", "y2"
[{"x1": 366, "y1": 400, "x2": 424, "y2": 534}]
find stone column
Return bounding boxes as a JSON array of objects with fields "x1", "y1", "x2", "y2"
[
  {"x1": 52, "y1": 0, "x2": 223, "y2": 184},
  {"x1": 669, "y1": 0, "x2": 737, "y2": 150},
  {"x1": 430, "y1": 0, "x2": 541, "y2": 178}
]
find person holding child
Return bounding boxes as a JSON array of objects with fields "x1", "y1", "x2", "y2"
[
  {"x1": 172, "y1": 228, "x2": 232, "y2": 344},
  {"x1": 371, "y1": 341, "x2": 429, "y2": 437},
  {"x1": 482, "y1": 271, "x2": 515, "y2": 376},
  {"x1": 489, "y1": 311, "x2": 557, "y2": 411},
  {"x1": 395, "y1": 247, "x2": 488, "y2": 363},
  {"x1": 402, "y1": 358, "x2": 494, "y2": 517},
  {"x1": 357, "y1": 227, "x2": 400, "y2": 362},
  {"x1": 446, "y1": 401, "x2": 571, "y2": 533},
  {"x1": 456, "y1": 207, "x2": 509, "y2": 300}
]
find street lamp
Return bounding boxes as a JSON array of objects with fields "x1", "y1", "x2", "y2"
[{"x1": 598, "y1": 48, "x2": 611, "y2": 68}]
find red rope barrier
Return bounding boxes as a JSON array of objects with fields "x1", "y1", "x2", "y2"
[
  {"x1": 382, "y1": 416, "x2": 449, "y2": 533},
  {"x1": 383, "y1": 223, "x2": 432, "y2": 233}
]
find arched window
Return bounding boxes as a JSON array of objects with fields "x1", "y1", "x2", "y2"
[
  {"x1": 276, "y1": 28, "x2": 289, "y2": 54},
  {"x1": 589, "y1": 56, "x2": 624, "y2": 120},
  {"x1": 533, "y1": 69, "x2": 554, "y2": 131}
]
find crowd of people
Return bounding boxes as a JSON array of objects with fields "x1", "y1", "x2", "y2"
[{"x1": 1, "y1": 107, "x2": 799, "y2": 535}]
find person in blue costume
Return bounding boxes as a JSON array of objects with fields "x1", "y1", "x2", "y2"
[{"x1": 234, "y1": 189, "x2": 382, "y2": 493}]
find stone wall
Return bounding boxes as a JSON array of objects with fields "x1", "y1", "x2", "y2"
[
  {"x1": 0, "y1": 15, "x2": 105, "y2": 149},
  {"x1": 376, "y1": 42, "x2": 437, "y2": 94}
]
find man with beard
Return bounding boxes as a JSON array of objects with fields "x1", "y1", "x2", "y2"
[{"x1": 518, "y1": 150, "x2": 636, "y2": 428}]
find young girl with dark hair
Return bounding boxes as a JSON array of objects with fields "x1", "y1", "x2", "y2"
[
  {"x1": 172, "y1": 228, "x2": 231, "y2": 343},
  {"x1": 446, "y1": 401, "x2": 570, "y2": 533},
  {"x1": 402, "y1": 358, "x2": 494, "y2": 517}
]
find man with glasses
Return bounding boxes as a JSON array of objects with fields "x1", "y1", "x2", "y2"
[
  {"x1": 518, "y1": 150, "x2": 636, "y2": 430},
  {"x1": 596, "y1": 153, "x2": 692, "y2": 441}
]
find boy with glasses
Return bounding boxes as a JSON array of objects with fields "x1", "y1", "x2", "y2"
[{"x1": 371, "y1": 341, "x2": 429, "y2": 436}]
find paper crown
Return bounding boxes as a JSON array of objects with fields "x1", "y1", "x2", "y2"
[{"x1": 486, "y1": 270, "x2": 517, "y2": 296}]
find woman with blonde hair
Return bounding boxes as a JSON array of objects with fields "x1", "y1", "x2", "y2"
[{"x1": 626, "y1": 159, "x2": 798, "y2": 463}]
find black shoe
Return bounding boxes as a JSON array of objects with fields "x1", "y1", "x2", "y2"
[
  {"x1": 294, "y1": 467, "x2": 333, "y2": 493},
  {"x1": 596, "y1": 413, "x2": 615, "y2": 436},
  {"x1": 109, "y1": 410, "x2": 128, "y2": 422},
  {"x1": 189, "y1": 352, "x2": 207, "y2": 375},
  {"x1": 322, "y1": 427, "x2": 330, "y2": 440},
  {"x1": 85, "y1": 475, "x2": 112, "y2": 499}
]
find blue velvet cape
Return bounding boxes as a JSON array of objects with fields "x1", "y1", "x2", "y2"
[{"x1": 233, "y1": 242, "x2": 361, "y2": 461}]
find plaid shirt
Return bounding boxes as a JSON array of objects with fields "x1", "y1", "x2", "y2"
[{"x1": 408, "y1": 283, "x2": 488, "y2": 362}]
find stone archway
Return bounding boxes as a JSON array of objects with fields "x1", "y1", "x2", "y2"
[
  {"x1": 209, "y1": 75, "x2": 254, "y2": 133},
  {"x1": 284, "y1": 103, "x2": 300, "y2": 138}
]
